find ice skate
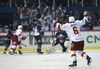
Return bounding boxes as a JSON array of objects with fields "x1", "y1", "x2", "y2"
[
  {"x1": 3, "y1": 51, "x2": 6, "y2": 54},
  {"x1": 13, "y1": 50, "x2": 17, "y2": 54},
  {"x1": 37, "y1": 49, "x2": 44, "y2": 54},
  {"x1": 69, "y1": 61, "x2": 77, "y2": 67},
  {"x1": 9, "y1": 51, "x2": 14, "y2": 55},
  {"x1": 13, "y1": 51, "x2": 17, "y2": 54},
  {"x1": 13, "y1": 49, "x2": 17, "y2": 54},
  {"x1": 62, "y1": 47, "x2": 67, "y2": 52},
  {"x1": 86, "y1": 55, "x2": 92, "y2": 66},
  {"x1": 18, "y1": 50, "x2": 23, "y2": 55}
]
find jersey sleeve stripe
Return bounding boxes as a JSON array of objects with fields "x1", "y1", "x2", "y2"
[
  {"x1": 84, "y1": 19, "x2": 88, "y2": 24},
  {"x1": 18, "y1": 34, "x2": 22, "y2": 36},
  {"x1": 57, "y1": 24, "x2": 61, "y2": 30}
]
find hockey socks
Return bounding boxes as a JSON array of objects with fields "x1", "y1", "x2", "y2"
[{"x1": 3, "y1": 46, "x2": 9, "y2": 54}]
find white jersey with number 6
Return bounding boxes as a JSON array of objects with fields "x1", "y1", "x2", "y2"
[{"x1": 56, "y1": 19, "x2": 88, "y2": 42}]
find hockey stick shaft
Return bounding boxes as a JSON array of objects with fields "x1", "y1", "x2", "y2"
[
  {"x1": 20, "y1": 32, "x2": 31, "y2": 47},
  {"x1": 21, "y1": 42, "x2": 27, "y2": 47},
  {"x1": 26, "y1": 33, "x2": 30, "y2": 37}
]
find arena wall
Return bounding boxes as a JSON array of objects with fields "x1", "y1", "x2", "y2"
[{"x1": 0, "y1": 31, "x2": 100, "y2": 52}]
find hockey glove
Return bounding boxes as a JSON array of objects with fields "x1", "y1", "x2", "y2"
[
  {"x1": 64, "y1": 41, "x2": 69, "y2": 47},
  {"x1": 41, "y1": 32, "x2": 44, "y2": 36},
  {"x1": 50, "y1": 38, "x2": 56, "y2": 44},
  {"x1": 39, "y1": 33, "x2": 42, "y2": 37},
  {"x1": 83, "y1": 11, "x2": 88, "y2": 16},
  {"x1": 53, "y1": 19, "x2": 57, "y2": 25},
  {"x1": 22, "y1": 36, "x2": 26, "y2": 40}
]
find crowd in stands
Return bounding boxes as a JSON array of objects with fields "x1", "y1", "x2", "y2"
[
  {"x1": 14, "y1": 2, "x2": 100, "y2": 31},
  {"x1": 0, "y1": 0, "x2": 100, "y2": 31}
]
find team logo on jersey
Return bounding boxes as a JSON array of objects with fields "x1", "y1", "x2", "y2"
[
  {"x1": 13, "y1": 42, "x2": 16, "y2": 44},
  {"x1": 38, "y1": 40, "x2": 41, "y2": 43},
  {"x1": 75, "y1": 38, "x2": 78, "y2": 40},
  {"x1": 71, "y1": 44, "x2": 73, "y2": 47}
]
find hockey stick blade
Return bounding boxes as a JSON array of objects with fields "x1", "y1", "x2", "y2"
[{"x1": 46, "y1": 44, "x2": 61, "y2": 54}]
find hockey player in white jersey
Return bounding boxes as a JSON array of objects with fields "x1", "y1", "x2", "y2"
[
  {"x1": 53, "y1": 11, "x2": 92, "y2": 67},
  {"x1": 9, "y1": 25, "x2": 26, "y2": 55}
]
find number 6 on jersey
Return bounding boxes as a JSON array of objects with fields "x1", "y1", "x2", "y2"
[{"x1": 73, "y1": 27, "x2": 79, "y2": 34}]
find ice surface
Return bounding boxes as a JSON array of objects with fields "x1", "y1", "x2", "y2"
[{"x1": 0, "y1": 50, "x2": 100, "y2": 69}]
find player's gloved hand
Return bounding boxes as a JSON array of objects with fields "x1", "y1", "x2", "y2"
[
  {"x1": 53, "y1": 19, "x2": 57, "y2": 25},
  {"x1": 40, "y1": 32, "x2": 44, "y2": 36},
  {"x1": 50, "y1": 38, "x2": 56, "y2": 44},
  {"x1": 22, "y1": 36, "x2": 26, "y2": 40},
  {"x1": 39, "y1": 33, "x2": 42, "y2": 37},
  {"x1": 64, "y1": 41, "x2": 69, "y2": 47},
  {"x1": 83, "y1": 11, "x2": 88, "y2": 23},
  {"x1": 83, "y1": 11, "x2": 88, "y2": 16}
]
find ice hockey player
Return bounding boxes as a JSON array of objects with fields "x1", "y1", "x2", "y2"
[
  {"x1": 54, "y1": 29, "x2": 69, "y2": 52},
  {"x1": 9, "y1": 25, "x2": 26, "y2": 55},
  {"x1": 33, "y1": 21, "x2": 44, "y2": 54},
  {"x1": 53, "y1": 11, "x2": 92, "y2": 67},
  {"x1": 3, "y1": 22, "x2": 18, "y2": 54}
]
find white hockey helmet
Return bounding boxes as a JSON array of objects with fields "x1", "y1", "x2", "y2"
[
  {"x1": 68, "y1": 16, "x2": 75, "y2": 23},
  {"x1": 18, "y1": 25, "x2": 23, "y2": 29}
]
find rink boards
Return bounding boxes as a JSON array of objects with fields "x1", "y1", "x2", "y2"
[{"x1": 0, "y1": 30, "x2": 100, "y2": 52}]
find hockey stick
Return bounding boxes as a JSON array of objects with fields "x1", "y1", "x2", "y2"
[
  {"x1": 21, "y1": 42, "x2": 27, "y2": 47},
  {"x1": 26, "y1": 33, "x2": 30, "y2": 37},
  {"x1": 20, "y1": 33, "x2": 30, "y2": 47},
  {"x1": 46, "y1": 44, "x2": 61, "y2": 54},
  {"x1": 46, "y1": 40, "x2": 70, "y2": 54}
]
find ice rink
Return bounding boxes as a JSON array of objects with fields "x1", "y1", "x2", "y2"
[{"x1": 0, "y1": 50, "x2": 100, "y2": 69}]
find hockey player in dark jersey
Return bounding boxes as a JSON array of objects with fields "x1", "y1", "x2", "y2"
[
  {"x1": 3, "y1": 22, "x2": 18, "y2": 54},
  {"x1": 33, "y1": 21, "x2": 44, "y2": 54},
  {"x1": 54, "y1": 29, "x2": 69, "y2": 52}
]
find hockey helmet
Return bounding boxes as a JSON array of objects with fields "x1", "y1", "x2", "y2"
[
  {"x1": 18, "y1": 25, "x2": 23, "y2": 29},
  {"x1": 68, "y1": 16, "x2": 75, "y2": 23}
]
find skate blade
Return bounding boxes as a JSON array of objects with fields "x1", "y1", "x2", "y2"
[
  {"x1": 68, "y1": 66, "x2": 77, "y2": 69},
  {"x1": 88, "y1": 59, "x2": 92, "y2": 66}
]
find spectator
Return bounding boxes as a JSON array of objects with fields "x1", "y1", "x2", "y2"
[
  {"x1": 17, "y1": 4, "x2": 25, "y2": 20},
  {"x1": 90, "y1": 10, "x2": 97, "y2": 28},
  {"x1": 66, "y1": 14, "x2": 69, "y2": 23},
  {"x1": 74, "y1": 10, "x2": 80, "y2": 20},
  {"x1": 97, "y1": 11, "x2": 100, "y2": 26},
  {"x1": 21, "y1": 12, "x2": 28, "y2": 30},
  {"x1": 69, "y1": 11, "x2": 73, "y2": 16},
  {"x1": 38, "y1": 2, "x2": 48, "y2": 14},
  {"x1": 63, "y1": 7, "x2": 67, "y2": 14},
  {"x1": 43, "y1": 17, "x2": 49, "y2": 30}
]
